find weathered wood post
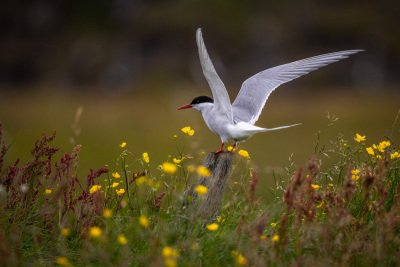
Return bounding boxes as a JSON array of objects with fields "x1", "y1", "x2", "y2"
[{"x1": 184, "y1": 151, "x2": 234, "y2": 221}]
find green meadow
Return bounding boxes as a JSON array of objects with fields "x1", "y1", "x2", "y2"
[{"x1": 0, "y1": 87, "x2": 399, "y2": 266}]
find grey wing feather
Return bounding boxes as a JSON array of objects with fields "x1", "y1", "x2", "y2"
[
  {"x1": 232, "y1": 50, "x2": 364, "y2": 124},
  {"x1": 196, "y1": 28, "x2": 233, "y2": 122}
]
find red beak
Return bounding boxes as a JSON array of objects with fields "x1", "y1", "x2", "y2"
[{"x1": 177, "y1": 104, "x2": 193, "y2": 110}]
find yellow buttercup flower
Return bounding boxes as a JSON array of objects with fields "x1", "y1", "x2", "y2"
[
  {"x1": 117, "y1": 234, "x2": 128, "y2": 245},
  {"x1": 377, "y1": 140, "x2": 391, "y2": 152},
  {"x1": 231, "y1": 250, "x2": 248, "y2": 266},
  {"x1": 390, "y1": 151, "x2": 400, "y2": 160},
  {"x1": 206, "y1": 223, "x2": 219, "y2": 231},
  {"x1": 164, "y1": 258, "x2": 177, "y2": 267},
  {"x1": 351, "y1": 169, "x2": 360, "y2": 181},
  {"x1": 119, "y1": 142, "x2": 127, "y2": 148},
  {"x1": 103, "y1": 208, "x2": 112, "y2": 218},
  {"x1": 89, "y1": 185, "x2": 101, "y2": 194},
  {"x1": 238, "y1": 149, "x2": 250, "y2": 158},
  {"x1": 112, "y1": 172, "x2": 121, "y2": 179},
  {"x1": 366, "y1": 147, "x2": 375, "y2": 156},
  {"x1": 194, "y1": 185, "x2": 208, "y2": 195},
  {"x1": 162, "y1": 246, "x2": 180, "y2": 258},
  {"x1": 89, "y1": 226, "x2": 102, "y2": 238},
  {"x1": 311, "y1": 184, "x2": 320, "y2": 190},
  {"x1": 173, "y1": 158, "x2": 182, "y2": 164},
  {"x1": 135, "y1": 176, "x2": 147, "y2": 185},
  {"x1": 272, "y1": 234, "x2": 280, "y2": 242},
  {"x1": 139, "y1": 214, "x2": 149, "y2": 228},
  {"x1": 116, "y1": 188, "x2": 125, "y2": 196},
  {"x1": 111, "y1": 182, "x2": 119, "y2": 188},
  {"x1": 227, "y1": 145, "x2": 236, "y2": 152},
  {"x1": 45, "y1": 188, "x2": 52, "y2": 195},
  {"x1": 162, "y1": 162, "x2": 177, "y2": 174},
  {"x1": 60, "y1": 227, "x2": 70, "y2": 237},
  {"x1": 55, "y1": 256, "x2": 71, "y2": 266},
  {"x1": 142, "y1": 152, "x2": 150, "y2": 164},
  {"x1": 376, "y1": 155, "x2": 382, "y2": 160},
  {"x1": 196, "y1": 165, "x2": 211, "y2": 177},
  {"x1": 354, "y1": 133, "x2": 366, "y2": 143},
  {"x1": 181, "y1": 126, "x2": 195, "y2": 136}
]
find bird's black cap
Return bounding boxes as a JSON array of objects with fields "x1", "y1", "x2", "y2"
[{"x1": 190, "y1": 96, "x2": 213, "y2": 105}]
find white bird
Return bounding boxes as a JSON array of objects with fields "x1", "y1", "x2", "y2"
[{"x1": 178, "y1": 28, "x2": 363, "y2": 153}]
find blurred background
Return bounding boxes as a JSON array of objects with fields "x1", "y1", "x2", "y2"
[{"x1": 0, "y1": 1, "x2": 399, "y2": 193}]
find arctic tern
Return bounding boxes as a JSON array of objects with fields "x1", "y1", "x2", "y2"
[{"x1": 178, "y1": 28, "x2": 362, "y2": 153}]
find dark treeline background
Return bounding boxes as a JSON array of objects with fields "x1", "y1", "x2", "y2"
[{"x1": 1, "y1": 0, "x2": 399, "y2": 92}]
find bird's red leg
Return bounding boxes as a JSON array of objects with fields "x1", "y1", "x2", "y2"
[{"x1": 215, "y1": 143, "x2": 224, "y2": 154}]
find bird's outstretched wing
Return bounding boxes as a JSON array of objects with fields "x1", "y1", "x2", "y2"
[
  {"x1": 232, "y1": 50, "x2": 363, "y2": 124},
  {"x1": 196, "y1": 28, "x2": 233, "y2": 122}
]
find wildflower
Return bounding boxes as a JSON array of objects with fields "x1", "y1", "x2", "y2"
[
  {"x1": 45, "y1": 188, "x2": 52, "y2": 195},
  {"x1": 377, "y1": 140, "x2": 391, "y2": 152},
  {"x1": 108, "y1": 182, "x2": 118, "y2": 188},
  {"x1": 272, "y1": 234, "x2": 280, "y2": 242},
  {"x1": 181, "y1": 126, "x2": 195, "y2": 136},
  {"x1": 311, "y1": 184, "x2": 320, "y2": 190},
  {"x1": 135, "y1": 176, "x2": 147, "y2": 185},
  {"x1": 227, "y1": 145, "x2": 236, "y2": 152},
  {"x1": 119, "y1": 142, "x2": 127, "y2": 148},
  {"x1": 116, "y1": 188, "x2": 125, "y2": 196},
  {"x1": 162, "y1": 246, "x2": 180, "y2": 258},
  {"x1": 270, "y1": 222, "x2": 277, "y2": 228},
  {"x1": 317, "y1": 201, "x2": 324, "y2": 208},
  {"x1": 173, "y1": 158, "x2": 182, "y2": 164},
  {"x1": 162, "y1": 162, "x2": 177, "y2": 174},
  {"x1": 390, "y1": 151, "x2": 400, "y2": 160},
  {"x1": 117, "y1": 234, "x2": 128, "y2": 245},
  {"x1": 162, "y1": 246, "x2": 179, "y2": 267},
  {"x1": 206, "y1": 223, "x2": 219, "y2": 231},
  {"x1": 142, "y1": 152, "x2": 150, "y2": 164},
  {"x1": 103, "y1": 208, "x2": 112, "y2": 219},
  {"x1": 231, "y1": 250, "x2": 248, "y2": 266},
  {"x1": 55, "y1": 256, "x2": 71, "y2": 266},
  {"x1": 354, "y1": 133, "x2": 366, "y2": 143},
  {"x1": 238, "y1": 149, "x2": 250, "y2": 158},
  {"x1": 194, "y1": 185, "x2": 208, "y2": 196},
  {"x1": 196, "y1": 165, "x2": 211, "y2": 177},
  {"x1": 366, "y1": 147, "x2": 374, "y2": 156},
  {"x1": 89, "y1": 226, "x2": 102, "y2": 238},
  {"x1": 89, "y1": 185, "x2": 101, "y2": 194},
  {"x1": 139, "y1": 214, "x2": 149, "y2": 228},
  {"x1": 164, "y1": 258, "x2": 177, "y2": 267},
  {"x1": 351, "y1": 169, "x2": 360, "y2": 181},
  {"x1": 61, "y1": 227, "x2": 70, "y2": 237},
  {"x1": 112, "y1": 172, "x2": 121, "y2": 179},
  {"x1": 376, "y1": 155, "x2": 382, "y2": 160}
]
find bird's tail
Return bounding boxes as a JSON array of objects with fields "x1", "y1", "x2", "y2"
[{"x1": 261, "y1": 123, "x2": 302, "y2": 132}]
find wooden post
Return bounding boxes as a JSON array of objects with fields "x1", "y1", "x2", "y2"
[{"x1": 184, "y1": 151, "x2": 234, "y2": 221}]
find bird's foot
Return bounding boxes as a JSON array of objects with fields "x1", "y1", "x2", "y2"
[
  {"x1": 214, "y1": 143, "x2": 225, "y2": 155},
  {"x1": 214, "y1": 149, "x2": 224, "y2": 155}
]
